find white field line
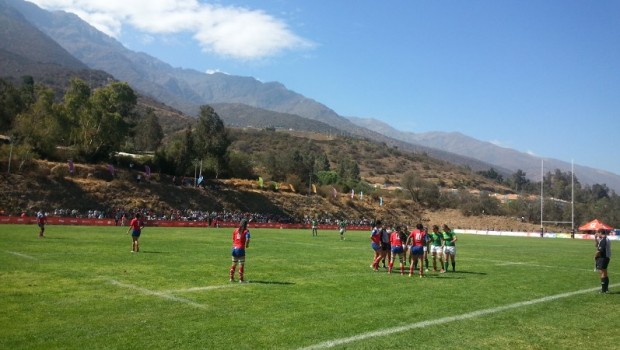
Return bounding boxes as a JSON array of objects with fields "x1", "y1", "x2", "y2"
[
  {"x1": 298, "y1": 283, "x2": 620, "y2": 350},
  {"x1": 109, "y1": 280, "x2": 208, "y2": 310},
  {"x1": 5, "y1": 251, "x2": 36, "y2": 260},
  {"x1": 460, "y1": 258, "x2": 594, "y2": 272},
  {"x1": 161, "y1": 285, "x2": 237, "y2": 293}
]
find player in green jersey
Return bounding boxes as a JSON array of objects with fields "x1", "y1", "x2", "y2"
[
  {"x1": 311, "y1": 218, "x2": 318, "y2": 237},
  {"x1": 429, "y1": 225, "x2": 445, "y2": 272},
  {"x1": 338, "y1": 219, "x2": 347, "y2": 240},
  {"x1": 441, "y1": 224, "x2": 458, "y2": 272}
]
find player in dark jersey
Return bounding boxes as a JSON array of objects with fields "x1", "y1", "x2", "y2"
[
  {"x1": 595, "y1": 229, "x2": 612, "y2": 293},
  {"x1": 36, "y1": 210, "x2": 47, "y2": 238}
]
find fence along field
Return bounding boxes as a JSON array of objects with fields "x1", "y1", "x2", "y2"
[{"x1": 0, "y1": 225, "x2": 617, "y2": 349}]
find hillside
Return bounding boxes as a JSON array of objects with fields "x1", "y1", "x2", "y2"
[
  {"x1": 0, "y1": 160, "x2": 543, "y2": 232},
  {"x1": 1, "y1": 127, "x2": 550, "y2": 231}
]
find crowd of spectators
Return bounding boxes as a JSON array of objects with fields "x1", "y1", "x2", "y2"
[{"x1": 10, "y1": 207, "x2": 374, "y2": 227}]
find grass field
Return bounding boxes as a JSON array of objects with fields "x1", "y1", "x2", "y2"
[{"x1": 0, "y1": 224, "x2": 618, "y2": 349}]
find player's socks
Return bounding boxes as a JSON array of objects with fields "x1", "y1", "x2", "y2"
[
  {"x1": 239, "y1": 265, "x2": 244, "y2": 281},
  {"x1": 603, "y1": 277, "x2": 609, "y2": 292},
  {"x1": 445, "y1": 262, "x2": 449, "y2": 271},
  {"x1": 452, "y1": 262, "x2": 455, "y2": 271},
  {"x1": 229, "y1": 265, "x2": 236, "y2": 280},
  {"x1": 388, "y1": 262, "x2": 393, "y2": 273}
]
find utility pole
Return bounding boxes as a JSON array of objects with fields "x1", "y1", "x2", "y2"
[{"x1": 7, "y1": 135, "x2": 14, "y2": 174}]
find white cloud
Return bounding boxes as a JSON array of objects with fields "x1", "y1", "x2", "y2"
[
  {"x1": 28, "y1": 0, "x2": 313, "y2": 60},
  {"x1": 526, "y1": 150, "x2": 537, "y2": 156},
  {"x1": 205, "y1": 69, "x2": 227, "y2": 75}
]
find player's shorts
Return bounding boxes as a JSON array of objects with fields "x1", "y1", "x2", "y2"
[
  {"x1": 371, "y1": 242, "x2": 381, "y2": 251},
  {"x1": 443, "y1": 246, "x2": 456, "y2": 256},
  {"x1": 423, "y1": 246, "x2": 428, "y2": 253},
  {"x1": 381, "y1": 242, "x2": 391, "y2": 251},
  {"x1": 38, "y1": 223, "x2": 45, "y2": 228},
  {"x1": 231, "y1": 248, "x2": 246, "y2": 262},
  {"x1": 131, "y1": 229, "x2": 141, "y2": 237},
  {"x1": 391, "y1": 245, "x2": 404, "y2": 254},
  {"x1": 410, "y1": 246, "x2": 424, "y2": 256},
  {"x1": 431, "y1": 246, "x2": 443, "y2": 255},
  {"x1": 339, "y1": 229, "x2": 345, "y2": 234},
  {"x1": 596, "y1": 257, "x2": 610, "y2": 270}
]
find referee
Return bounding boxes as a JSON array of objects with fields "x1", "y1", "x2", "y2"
[{"x1": 595, "y1": 229, "x2": 612, "y2": 294}]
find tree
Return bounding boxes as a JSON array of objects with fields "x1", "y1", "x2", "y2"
[
  {"x1": 478, "y1": 168, "x2": 503, "y2": 183},
  {"x1": 338, "y1": 158, "x2": 360, "y2": 183},
  {"x1": 74, "y1": 82, "x2": 137, "y2": 160},
  {"x1": 134, "y1": 108, "x2": 164, "y2": 151},
  {"x1": 509, "y1": 169, "x2": 529, "y2": 192},
  {"x1": 0, "y1": 79, "x2": 24, "y2": 132},
  {"x1": 62, "y1": 78, "x2": 91, "y2": 146},
  {"x1": 13, "y1": 84, "x2": 61, "y2": 158},
  {"x1": 194, "y1": 105, "x2": 230, "y2": 178}
]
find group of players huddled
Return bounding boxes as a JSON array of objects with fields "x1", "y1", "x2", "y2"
[{"x1": 370, "y1": 220, "x2": 457, "y2": 277}]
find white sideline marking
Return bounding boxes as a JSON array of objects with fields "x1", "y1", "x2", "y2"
[
  {"x1": 161, "y1": 285, "x2": 236, "y2": 293},
  {"x1": 298, "y1": 283, "x2": 620, "y2": 350},
  {"x1": 109, "y1": 280, "x2": 208, "y2": 310},
  {"x1": 5, "y1": 251, "x2": 36, "y2": 260},
  {"x1": 463, "y1": 258, "x2": 594, "y2": 272}
]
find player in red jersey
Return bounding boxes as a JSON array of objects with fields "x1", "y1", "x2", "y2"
[
  {"x1": 127, "y1": 213, "x2": 144, "y2": 252},
  {"x1": 388, "y1": 226, "x2": 406, "y2": 275},
  {"x1": 230, "y1": 219, "x2": 251, "y2": 283},
  {"x1": 407, "y1": 224, "x2": 427, "y2": 277}
]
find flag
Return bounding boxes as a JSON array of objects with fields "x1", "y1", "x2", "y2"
[
  {"x1": 108, "y1": 164, "x2": 115, "y2": 176},
  {"x1": 312, "y1": 184, "x2": 317, "y2": 194},
  {"x1": 67, "y1": 160, "x2": 74, "y2": 175},
  {"x1": 258, "y1": 176, "x2": 264, "y2": 189},
  {"x1": 351, "y1": 189, "x2": 354, "y2": 199},
  {"x1": 332, "y1": 187, "x2": 337, "y2": 198},
  {"x1": 145, "y1": 165, "x2": 151, "y2": 179},
  {"x1": 380, "y1": 196, "x2": 383, "y2": 206}
]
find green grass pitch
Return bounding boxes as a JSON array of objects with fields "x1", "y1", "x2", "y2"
[{"x1": 0, "y1": 225, "x2": 618, "y2": 349}]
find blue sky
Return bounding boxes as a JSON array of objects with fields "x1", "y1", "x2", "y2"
[{"x1": 31, "y1": 0, "x2": 620, "y2": 175}]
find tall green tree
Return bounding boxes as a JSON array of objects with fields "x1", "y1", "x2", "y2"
[
  {"x1": 62, "y1": 78, "x2": 91, "y2": 146},
  {"x1": 194, "y1": 105, "x2": 230, "y2": 178},
  {"x1": 13, "y1": 84, "x2": 61, "y2": 158},
  {"x1": 75, "y1": 82, "x2": 137, "y2": 160},
  {"x1": 0, "y1": 79, "x2": 24, "y2": 132},
  {"x1": 509, "y1": 169, "x2": 529, "y2": 192},
  {"x1": 134, "y1": 108, "x2": 164, "y2": 151}
]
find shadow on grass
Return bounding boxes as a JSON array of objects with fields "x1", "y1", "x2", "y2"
[
  {"x1": 248, "y1": 280, "x2": 295, "y2": 285},
  {"x1": 139, "y1": 251, "x2": 168, "y2": 254},
  {"x1": 452, "y1": 270, "x2": 487, "y2": 275}
]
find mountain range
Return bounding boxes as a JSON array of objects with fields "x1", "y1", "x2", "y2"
[{"x1": 3, "y1": 0, "x2": 620, "y2": 193}]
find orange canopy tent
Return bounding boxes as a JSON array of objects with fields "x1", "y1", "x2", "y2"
[{"x1": 578, "y1": 219, "x2": 614, "y2": 231}]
